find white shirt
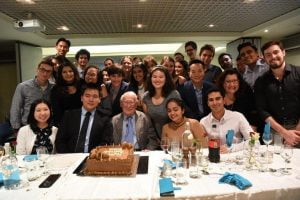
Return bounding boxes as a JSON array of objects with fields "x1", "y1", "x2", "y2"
[{"x1": 200, "y1": 109, "x2": 252, "y2": 149}]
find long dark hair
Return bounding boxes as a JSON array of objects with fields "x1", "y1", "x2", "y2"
[
  {"x1": 147, "y1": 65, "x2": 175, "y2": 98},
  {"x1": 27, "y1": 99, "x2": 53, "y2": 127},
  {"x1": 56, "y1": 61, "x2": 80, "y2": 95},
  {"x1": 217, "y1": 68, "x2": 249, "y2": 98},
  {"x1": 129, "y1": 63, "x2": 148, "y2": 88}
]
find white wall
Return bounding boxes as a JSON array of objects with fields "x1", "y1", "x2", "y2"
[
  {"x1": 285, "y1": 48, "x2": 300, "y2": 66},
  {"x1": 19, "y1": 43, "x2": 42, "y2": 81}
]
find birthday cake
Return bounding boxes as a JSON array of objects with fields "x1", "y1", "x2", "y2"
[{"x1": 83, "y1": 143, "x2": 135, "y2": 175}]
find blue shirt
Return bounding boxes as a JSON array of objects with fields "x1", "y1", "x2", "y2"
[
  {"x1": 121, "y1": 114, "x2": 139, "y2": 149},
  {"x1": 80, "y1": 107, "x2": 96, "y2": 153}
]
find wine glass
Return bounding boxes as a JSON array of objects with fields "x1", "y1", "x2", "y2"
[
  {"x1": 36, "y1": 146, "x2": 49, "y2": 175},
  {"x1": 160, "y1": 138, "x2": 170, "y2": 154},
  {"x1": 280, "y1": 144, "x2": 293, "y2": 175}
]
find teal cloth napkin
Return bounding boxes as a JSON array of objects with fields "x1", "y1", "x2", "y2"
[
  {"x1": 219, "y1": 172, "x2": 252, "y2": 190},
  {"x1": 159, "y1": 178, "x2": 180, "y2": 196},
  {"x1": 263, "y1": 122, "x2": 271, "y2": 140},
  {"x1": 226, "y1": 129, "x2": 234, "y2": 147},
  {"x1": 23, "y1": 154, "x2": 38, "y2": 162},
  {"x1": 159, "y1": 159, "x2": 176, "y2": 170}
]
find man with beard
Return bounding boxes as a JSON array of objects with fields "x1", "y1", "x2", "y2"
[{"x1": 254, "y1": 40, "x2": 300, "y2": 147}]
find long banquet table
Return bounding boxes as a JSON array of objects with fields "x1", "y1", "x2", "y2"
[{"x1": 1, "y1": 149, "x2": 300, "y2": 200}]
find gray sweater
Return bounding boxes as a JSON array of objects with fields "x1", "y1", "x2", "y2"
[{"x1": 10, "y1": 78, "x2": 53, "y2": 129}]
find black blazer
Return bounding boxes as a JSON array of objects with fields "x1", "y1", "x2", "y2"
[
  {"x1": 106, "y1": 81, "x2": 129, "y2": 116},
  {"x1": 55, "y1": 109, "x2": 113, "y2": 153},
  {"x1": 178, "y1": 80, "x2": 215, "y2": 121}
]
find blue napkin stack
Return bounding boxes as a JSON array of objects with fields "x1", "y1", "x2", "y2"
[
  {"x1": 159, "y1": 178, "x2": 180, "y2": 197},
  {"x1": 23, "y1": 154, "x2": 38, "y2": 162},
  {"x1": 226, "y1": 129, "x2": 234, "y2": 147},
  {"x1": 219, "y1": 172, "x2": 252, "y2": 190},
  {"x1": 159, "y1": 159, "x2": 176, "y2": 170},
  {"x1": 263, "y1": 122, "x2": 271, "y2": 140}
]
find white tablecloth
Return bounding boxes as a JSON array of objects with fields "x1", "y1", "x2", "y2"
[{"x1": 1, "y1": 149, "x2": 300, "y2": 199}]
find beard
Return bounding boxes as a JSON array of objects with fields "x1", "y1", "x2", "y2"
[{"x1": 268, "y1": 59, "x2": 284, "y2": 69}]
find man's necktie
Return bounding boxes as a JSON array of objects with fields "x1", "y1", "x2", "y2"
[
  {"x1": 124, "y1": 116, "x2": 134, "y2": 145},
  {"x1": 76, "y1": 112, "x2": 91, "y2": 152}
]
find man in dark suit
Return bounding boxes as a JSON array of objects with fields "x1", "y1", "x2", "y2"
[
  {"x1": 55, "y1": 83, "x2": 113, "y2": 153},
  {"x1": 106, "y1": 66, "x2": 129, "y2": 116},
  {"x1": 178, "y1": 59, "x2": 215, "y2": 121},
  {"x1": 112, "y1": 91, "x2": 159, "y2": 150}
]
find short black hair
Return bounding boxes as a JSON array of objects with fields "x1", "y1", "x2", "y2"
[
  {"x1": 107, "y1": 66, "x2": 125, "y2": 77},
  {"x1": 207, "y1": 87, "x2": 224, "y2": 98},
  {"x1": 56, "y1": 37, "x2": 71, "y2": 48},
  {"x1": 75, "y1": 49, "x2": 90, "y2": 61},
  {"x1": 104, "y1": 57, "x2": 114, "y2": 63},
  {"x1": 174, "y1": 52, "x2": 184, "y2": 58},
  {"x1": 27, "y1": 99, "x2": 53, "y2": 126},
  {"x1": 237, "y1": 42, "x2": 258, "y2": 54},
  {"x1": 200, "y1": 44, "x2": 215, "y2": 57},
  {"x1": 81, "y1": 83, "x2": 101, "y2": 97},
  {"x1": 188, "y1": 59, "x2": 205, "y2": 70},
  {"x1": 218, "y1": 53, "x2": 232, "y2": 65},
  {"x1": 185, "y1": 41, "x2": 197, "y2": 50}
]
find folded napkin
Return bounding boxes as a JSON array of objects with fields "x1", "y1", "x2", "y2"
[
  {"x1": 219, "y1": 172, "x2": 252, "y2": 190},
  {"x1": 23, "y1": 154, "x2": 38, "y2": 162},
  {"x1": 263, "y1": 122, "x2": 271, "y2": 140},
  {"x1": 159, "y1": 159, "x2": 176, "y2": 170},
  {"x1": 159, "y1": 178, "x2": 180, "y2": 197},
  {"x1": 226, "y1": 129, "x2": 234, "y2": 147}
]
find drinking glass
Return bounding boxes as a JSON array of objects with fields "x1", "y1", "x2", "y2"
[
  {"x1": 175, "y1": 159, "x2": 188, "y2": 185},
  {"x1": 160, "y1": 138, "x2": 170, "y2": 154},
  {"x1": 36, "y1": 146, "x2": 49, "y2": 175},
  {"x1": 280, "y1": 144, "x2": 293, "y2": 175},
  {"x1": 263, "y1": 132, "x2": 273, "y2": 153},
  {"x1": 273, "y1": 133, "x2": 283, "y2": 154},
  {"x1": 189, "y1": 155, "x2": 200, "y2": 178},
  {"x1": 169, "y1": 140, "x2": 182, "y2": 162}
]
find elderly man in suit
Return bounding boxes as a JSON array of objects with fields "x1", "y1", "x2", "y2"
[
  {"x1": 55, "y1": 83, "x2": 113, "y2": 153},
  {"x1": 112, "y1": 91, "x2": 159, "y2": 150}
]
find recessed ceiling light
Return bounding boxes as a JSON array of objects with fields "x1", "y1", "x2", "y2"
[
  {"x1": 243, "y1": 0, "x2": 260, "y2": 3},
  {"x1": 16, "y1": 0, "x2": 35, "y2": 4},
  {"x1": 57, "y1": 26, "x2": 69, "y2": 31},
  {"x1": 264, "y1": 29, "x2": 269, "y2": 33},
  {"x1": 133, "y1": 24, "x2": 146, "y2": 29},
  {"x1": 139, "y1": 0, "x2": 147, "y2": 2},
  {"x1": 205, "y1": 24, "x2": 216, "y2": 28}
]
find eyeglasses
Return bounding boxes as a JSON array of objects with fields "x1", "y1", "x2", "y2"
[
  {"x1": 225, "y1": 79, "x2": 239, "y2": 84},
  {"x1": 39, "y1": 68, "x2": 52, "y2": 74}
]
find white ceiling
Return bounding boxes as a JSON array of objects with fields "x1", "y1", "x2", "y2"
[{"x1": 0, "y1": 0, "x2": 300, "y2": 54}]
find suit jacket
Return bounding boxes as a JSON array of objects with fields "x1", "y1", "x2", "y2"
[
  {"x1": 55, "y1": 109, "x2": 113, "y2": 153},
  {"x1": 106, "y1": 81, "x2": 129, "y2": 116},
  {"x1": 112, "y1": 111, "x2": 159, "y2": 150},
  {"x1": 178, "y1": 80, "x2": 215, "y2": 121}
]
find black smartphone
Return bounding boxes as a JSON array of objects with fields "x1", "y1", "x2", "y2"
[{"x1": 39, "y1": 174, "x2": 61, "y2": 188}]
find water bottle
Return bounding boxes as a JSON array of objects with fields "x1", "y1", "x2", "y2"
[
  {"x1": 1, "y1": 144, "x2": 20, "y2": 190},
  {"x1": 208, "y1": 124, "x2": 220, "y2": 163}
]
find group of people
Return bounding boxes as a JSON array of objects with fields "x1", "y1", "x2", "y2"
[{"x1": 9, "y1": 37, "x2": 300, "y2": 155}]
